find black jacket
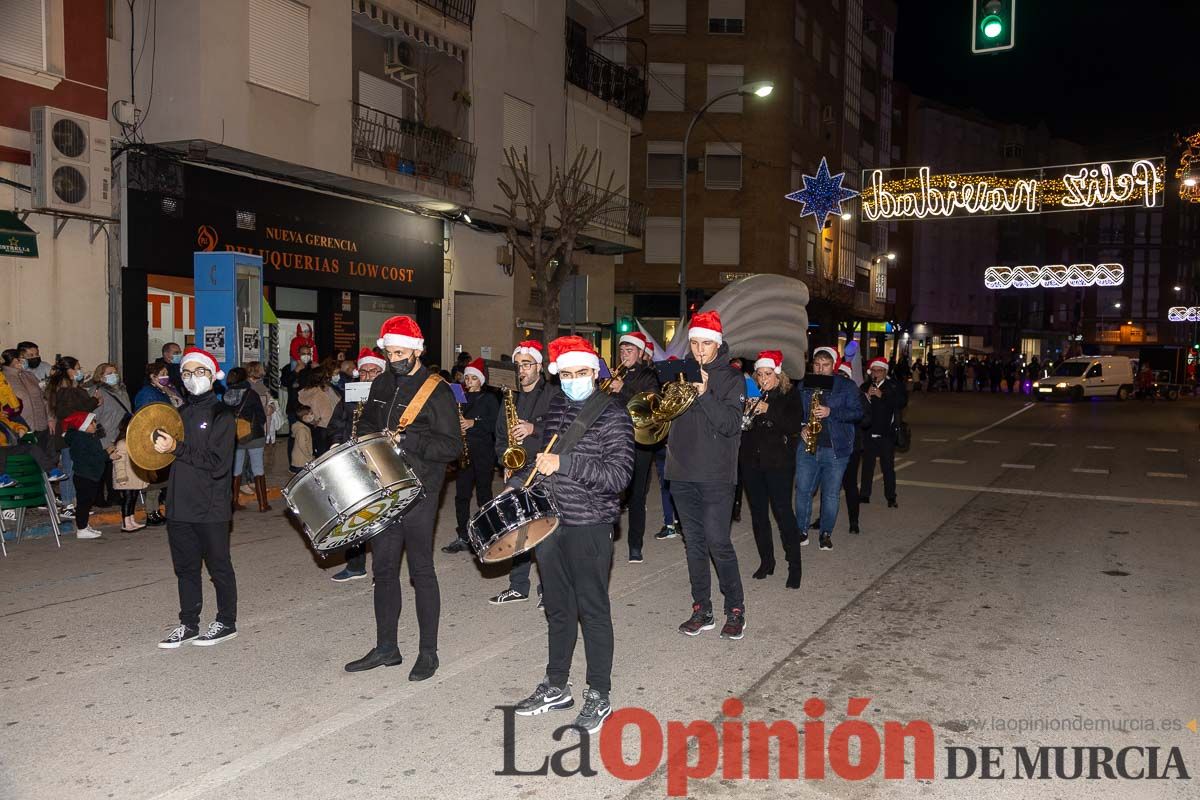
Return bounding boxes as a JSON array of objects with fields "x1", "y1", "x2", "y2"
[
  {"x1": 665, "y1": 343, "x2": 745, "y2": 484},
  {"x1": 861, "y1": 376, "x2": 908, "y2": 438},
  {"x1": 616, "y1": 362, "x2": 660, "y2": 404},
  {"x1": 327, "y1": 398, "x2": 359, "y2": 446},
  {"x1": 494, "y1": 377, "x2": 560, "y2": 465},
  {"x1": 166, "y1": 391, "x2": 236, "y2": 523},
  {"x1": 738, "y1": 384, "x2": 804, "y2": 471},
  {"x1": 512, "y1": 391, "x2": 634, "y2": 527},
  {"x1": 282, "y1": 364, "x2": 317, "y2": 417},
  {"x1": 222, "y1": 381, "x2": 267, "y2": 443},
  {"x1": 463, "y1": 388, "x2": 500, "y2": 457},
  {"x1": 357, "y1": 365, "x2": 461, "y2": 491},
  {"x1": 64, "y1": 429, "x2": 107, "y2": 482}
]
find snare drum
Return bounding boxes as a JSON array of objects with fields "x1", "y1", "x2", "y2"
[
  {"x1": 282, "y1": 433, "x2": 423, "y2": 553},
  {"x1": 467, "y1": 483, "x2": 561, "y2": 563}
]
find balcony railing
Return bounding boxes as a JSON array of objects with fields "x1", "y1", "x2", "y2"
[
  {"x1": 563, "y1": 178, "x2": 646, "y2": 239},
  {"x1": 416, "y1": 0, "x2": 475, "y2": 26},
  {"x1": 565, "y1": 46, "x2": 648, "y2": 119},
  {"x1": 352, "y1": 103, "x2": 476, "y2": 192}
]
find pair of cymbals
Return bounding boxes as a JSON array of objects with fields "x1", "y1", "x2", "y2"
[{"x1": 127, "y1": 403, "x2": 184, "y2": 471}]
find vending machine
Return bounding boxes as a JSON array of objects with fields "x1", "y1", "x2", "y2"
[{"x1": 193, "y1": 252, "x2": 264, "y2": 377}]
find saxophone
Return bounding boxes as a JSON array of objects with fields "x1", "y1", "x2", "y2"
[
  {"x1": 805, "y1": 389, "x2": 824, "y2": 455},
  {"x1": 500, "y1": 387, "x2": 527, "y2": 470}
]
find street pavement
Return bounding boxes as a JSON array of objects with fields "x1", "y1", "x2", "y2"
[{"x1": 1, "y1": 390, "x2": 1198, "y2": 799}]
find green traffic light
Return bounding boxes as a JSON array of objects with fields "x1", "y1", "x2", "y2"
[{"x1": 980, "y1": 14, "x2": 1004, "y2": 38}]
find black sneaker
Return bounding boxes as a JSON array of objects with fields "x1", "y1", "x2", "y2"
[
  {"x1": 489, "y1": 588, "x2": 529, "y2": 605},
  {"x1": 887, "y1": 498, "x2": 899, "y2": 508},
  {"x1": 158, "y1": 624, "x2": 199, "y2": 649},
  {"x1": 848, "y1": 522, "x2": 861, "y2": 534},
  {"x1": 145, "y1": 511, "x2": 166, "y2": 527},
  {"x1": 799, "y1": 532, "x2": 810, "y2": 547},
  {"x1": 193, "y1": 621, "x2": 238, "y2": 646},
  {"x1": 678, "y1": 604, "x2": 716, "y2": 636},
  {"x1": 571, "y1": 689, "x2": 613, "y2": 734},
  {"x1": 628, "y1": 548, "x2": 643, "y2": 563},
  {"x1": 514, "y1": 682, "x2": 574, "y2": 716},
  {"x1": 654, "y1": 524, "x2": 678, "y2": 540},
  {"x1": 819, "y1": 533, "x2": 833, "y2": 551},
  {"x1": 859, "y1": 496, "x2": 871, "y2": 504},
  {"x1": 441, "y1": 538, "x2": 470, "y2": 554},
  {"x1": 720, "y1": 609, "x2": 746, "y2": 640}
]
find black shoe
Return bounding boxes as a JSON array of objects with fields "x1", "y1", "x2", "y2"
[
  {"x1": 809, "y1": 518, "x2": 819, "y2": 531},
  {"x1": 859, "y1": 496, "x2": 871, "y2": 505},
  {"x1": 408, "y1": 652, "x2": 439, "y2": 681},
  {"x1": 192, "y1": 621, "x2": 237, "y2": 646},
  {"x1": 441, "y1": 538, "x2": 470, "y2": 554},
  {"x1": 654, "y1": 524, "x2": 678, "y2": 540},
  {"x1": 679, "y1": 604, "x2": 716, "y2": 636},
  {"x1": 819, "y1": 533, "x2": 833, "y2": 550},
  {"x1": 798, "y1": 532, "x2": 810, "y2": 546},
  {"x1": 849, "y1": 522, "x2": 861, "y2": 534},
  {"x1": 145, "y1": 511, "x2": 165, "y2": 527},
  {"x1": 158, "y1": 624, "x2": 199, "y2": 649},
  {"x1": 887, "y1": 498, "x2": 898, "y2": 508},
  {"x1": 751, "y1": 562, "x2": 774, "y2": 580},
  {"x1": 720, "y1": 609, "x2": 746, "y2": 640},
  {"x1": 628, "y1": 548, "x2": 643, "y2": 563},
  {"x1": 515, "y1": 682, "x2": 574, "y2": 716},
  {"x1": 344, "y1": 647, "x2": 404, "y2": 672},
  {"x1": 786, "y1": 565, "x2": 802, "y2": 589},
  {"x1": 731, "y1": 508, "x2": 742, "y2": 523}
]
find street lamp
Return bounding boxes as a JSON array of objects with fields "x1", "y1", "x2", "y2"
[
  {"x1": 678, "y1": 80, "x2": 775, "y2": 323},
  {"x1": 840, "y1": 211, "x2": 852, "y2": 221}
]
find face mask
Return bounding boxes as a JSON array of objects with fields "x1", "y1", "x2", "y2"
[
  {"x1": 331, "y1": 374, "x2": 342, "y2": 385},
  {"x1": 157, "y1": 375, "x2": 172, "y2": 387},
  {"x1": 183, "y1": 375, "x2": 213, "y2": 395},
  {"x1": 73, "y1": 371, "x2": 84, "y2": 383},
  {"x1": 26, "y1": 357, "x2": 40, "y2": 369},
  {"x1": 171, "y1": 353, "x2": 182, "y2": 364},
  {"x1": 561, "y1": 376, "x2": 595, "y2": 402},
  {"x1": 389, "y1": 358, "x2": 414, "y2": 376},
  {"x1": 103, "y1": 373, "x2": 119, "y2": 386},
  {"x1": 300, "y1": 355, "x2": 312, "y2": 365}
]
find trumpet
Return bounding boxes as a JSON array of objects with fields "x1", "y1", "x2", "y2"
[
  {"x1": 599, "y1": 364, "x2": 628, "y2": 393},
  {"x1": 740, "y1": 394, "x2": 763, "y2": 431},
  {"x1": 628, "y1": 373, "x2": 698, "y2": 445},
  {"x1": 500, "y1": 387, "x2": 527, "y2": 471},
  {"x1": 804, "y1": 389, "x2": 824, "y2": 455}
]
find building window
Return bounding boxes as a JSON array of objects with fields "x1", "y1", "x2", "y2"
[
  {"x1": 502, "y1": 0, "x2": 536, "y2": 28},
  {"x1": 706, "y1": 64, "x2": 745, "y2": 113},
  {"x1": 0, "y1": 0, "x2": 45, "y2": 71},
  {"x1": 792, "y1": 78, "x2": 804, "y2": 125},
  {"x1": 794, "y1": 1, "x2": 807, "y2": 45},
  {"x1": 649, "y1": 0, "x2": 687, "y2": 33},
  {"x1": 503, "y1": 94, "x2": 535, "y2": 157},
  {"x1": 830, "y1": 43, "x2": 841, "y2": 79},
  {"x1": 813, "y1": 21, "x2": 823, "y2": 63},
  {"x1": 358, "y1": 72, "x2": 406, "y2": 119},
  {"x1": 645, "y1": 217, "x2": 681, "y2": 263},
  {"x1": 648, "y1": 62, "x2": 686, "y2": 112},
  {"x1": 791, "y1": 152, "x2": 803, "y2": 190},
  {"x1": 805, "y1": 230, "x2": 817, "y2": 273},
  {"x1": 705, "y1": 143, "x2": 742, "y2": 190},
  {"x1": 1002, "y1": 142, "x2": 1023, "y2": 159},
  {"x1": 788, "y1": 224, "x2": 800, "y2": 271},
  {"x1": 708, "y1": 0, "x2": 744, "y2": 34},
  {"x1": 646, "y1": 141, "x2": 684, "y2": 188},
  {"x1": 248, "y1": 0, "x2": 310, "y2": 100},
  {"x1": 704, "y1": 218, "x2": 741, "y2": 265}
]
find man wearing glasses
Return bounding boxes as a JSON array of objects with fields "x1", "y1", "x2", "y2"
[{"x1": 151, "y1": 347, "x2": 240, "y2": 649}]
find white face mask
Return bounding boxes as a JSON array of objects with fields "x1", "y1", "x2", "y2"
[
  {"x1": 300, "y1": 354, "x2": 312, "y2": 365},
  {"x1": 183, "y1": 375, "x2": 213, "y2": 395},
  {"x1": 561, "y1": 376, "x2": 595, "y2": 402}
]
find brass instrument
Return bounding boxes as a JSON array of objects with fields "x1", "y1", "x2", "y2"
[
  {"x1": 350, "y1": 400, "x2": 365, "y2": 440},
  {"x1": 500, "y1": 387, "x2": 527, "y2": 471},
  {"x1": 740, "y1": 394, "x2": 763, "y2": 431},
  {"x1": 599, "y1": 364, "x2": 628, "y2": 393},
  {"x1": 804, "y1": 389, "x2": 824, "y2": 455},
  {"x1": 457, "y1": 405, "x2": 472, "y2": 468},
  {"x1": 627, "y1": 373, "x2": 699, "y2": 445}
]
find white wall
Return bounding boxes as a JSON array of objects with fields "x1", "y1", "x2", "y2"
[{"x1": 444, "y1": 225, "x2": 515, "y2": 365}]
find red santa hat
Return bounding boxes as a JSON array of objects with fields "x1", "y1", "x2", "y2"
[
  {"x1": 619, "y1": 331, "x2": 649, "y2": 353},
  {"x1": 547, "y1": 335, "x2": 600, "y2": 375},
  {"x1": 376, "y1": 315, "x2": 424, "y2": 350},
  {"x1": 812, "y1": 346, "x2": 839, "y2": 364},
  {"x1": 754, "y1": 350, "x2": 783, "y2": 374},
  {"x1": 868, "y1": 357, "x2": 890, "y2": 373},
  {"x1": 356, "y1": 347, "x2": 385, "y2": 372},
  {"x1": 180, "y1": 346, "x2": 225, "y2": 381},
  {"x1": 687, "y1": 310, "x2": 723, "y2": 345},
  {"x1": 63, "y1": 411, "x2": 96, "y2": 433},
  {"x1": 463, "y1": 357, "x2": 487, "y2": 384},
  {"x1": 645, "y1": 340, "x2": 656, "y2": 359},
  {"x1": 512, "y1": 340, "x2": 544, "y2": 364},
  {"x1": 836, "y1": 358, "x2": 853, "y2": 378}
]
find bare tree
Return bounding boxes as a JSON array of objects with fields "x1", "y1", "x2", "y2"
[{"x1": 495, "y1": 145, "x2": 625, "y2": 346}]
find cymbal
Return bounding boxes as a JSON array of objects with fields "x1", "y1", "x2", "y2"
[{"x1": 127, "y1": 403, "x2": 184, "y2": 471}]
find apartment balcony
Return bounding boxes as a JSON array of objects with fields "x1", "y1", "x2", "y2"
[
  {"x1": 566, "y1": 45, "x2": 647, "y2": 121},
  {"x1": 414, "y1": 0, "x2": 475, "y2": 26},
  {"x1": 351, "y1": 103, "x2": 476, "y2": 205},
  {"x1": 566, "y1": 177, "x2": 646, "y2": 254}
]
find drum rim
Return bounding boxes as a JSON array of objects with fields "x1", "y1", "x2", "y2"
[
  {"x1": 309, "y1": 478, "x2": 423, "y2": 551},
  {"x1": 282, "y1": 432, "x2": 400, "y2": 495},
  {"x1": 477, "y1": 518, "x2": 561, "y2": 563}
]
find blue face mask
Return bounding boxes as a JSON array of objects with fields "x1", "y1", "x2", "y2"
[
  {"x1": 561, "y1": 376, "x2": 595, "y2": 402},
  {"x1": 171, "y1": 353, "x2": 182, "y2": 364},
  {"x1": 103, "y1": 373, "x2": 119, "y2": 386}
]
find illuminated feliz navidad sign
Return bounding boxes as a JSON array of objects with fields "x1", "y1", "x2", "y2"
[{"x1": 860, "y1": 157, "x2": 1165, "y2": 221}]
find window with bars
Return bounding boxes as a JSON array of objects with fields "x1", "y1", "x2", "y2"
[
  {"x1": 646, "y1": 141, "x2": 684, "y2": 188},
  {"x1": 705, "y1": 143, "x2": 742, "y2": 190}
]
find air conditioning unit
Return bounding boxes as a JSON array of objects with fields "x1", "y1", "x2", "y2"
[
  {"x1": 30, "y1": 107, "x2": 112, "y2": 217},
  {"x1": 385, "y1": 39, "x2": 417, "y2": 83}
]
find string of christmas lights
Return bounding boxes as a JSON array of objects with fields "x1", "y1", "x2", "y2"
[
  {"x1": 984, "y1": 263, "x2": 1124, "y2": 290},
  {"x1": 1176, "y1": 132, "x2": 1200, "y2": 204}
]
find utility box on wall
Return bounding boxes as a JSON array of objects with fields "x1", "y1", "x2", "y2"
[{"x1": 193, "y1": 252, "x2": 264, "y2": 377}]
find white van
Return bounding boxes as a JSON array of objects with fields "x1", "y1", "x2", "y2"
[{"x1": 1033, "y1": 356, "x2": 1134, "y2": 401}]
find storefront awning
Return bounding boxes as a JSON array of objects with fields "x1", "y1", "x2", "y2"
[
  {"x1": 0, "y1": 211, "x2": 38, "y2": 258},
  {"x1": 263, "y1": 296, "x2": 278, "y2": 325}
]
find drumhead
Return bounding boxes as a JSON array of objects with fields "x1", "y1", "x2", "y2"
[
  {"x1": 478, "y1": 518, "x2": 560, "y2": 563},
  {"x1": 310, "y1": 483, "x2": 424, "y2": 551}
]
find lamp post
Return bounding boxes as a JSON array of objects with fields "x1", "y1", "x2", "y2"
[{"x1": 678, "y1": 80, "x2": 774, "y2": 325}]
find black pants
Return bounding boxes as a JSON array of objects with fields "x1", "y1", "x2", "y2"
[
  {"x1": 625, "y1": 445, "x2": 655, "y2": 552},
  {"x1": 539, "y1": 523, "x2": 614, "y2": 694},
  {"x1": 312, "y1": 426, "x2": 331, "y2": 458},
  {"x1": 671, "y1": 480, "x2": 744, "y2": 615},
  {"x1": 372, "y1": 491, "x2": 440, "y2": 654},
  {"x1": 742, "y1": 466, "x2": 801, "y2": 569},
  {"x1": 167, "y1": 521, "x2": 237, "y2": 627},
  {"x1": 843, "y1": 449, "x2": 862, "y2": 525},
  {"x1": 345, "y1": 543, "x2": 367, "y2": 573},
  {"x1": 120, "y1": 488, "x2": 139, "y2": 518},
  {"x1": 860, "y1": 435, "x2": 897, "y2": 501},
  {"x1": 508, "y1": 550, "x2": 535, "y2": 595},
  {"x1": 72, "y1": 475, "x2": 102, "y2": 529},
  {"x1": 454, "y1": 453, "x2": 494, "y2": 539}
]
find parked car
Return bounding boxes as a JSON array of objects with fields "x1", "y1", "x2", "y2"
[{"x1": 1033, "y1": 356, "x2": 1134, "y2": 401}]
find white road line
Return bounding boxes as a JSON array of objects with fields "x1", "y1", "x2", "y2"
[
  {"x1": 1087, "y1": 445, "x2": 1115, "y2": 450},
  {"x1": 895, "y1": 479, "x2": 1200, "y2": 508},
  {"x1": 1072, "y1": 468, "x2": 1109, "y2": 475},
  {"x1": 973, "y1": 439, "x2": 1000, "y2": 444},
  {"x1": 957, "y1": 402, "x2": 1036, "y2": 441},
  {"x1": 1001, "y1": 463, "x2": 1035, "y2": 469},
  {"x1": 1146, "y1": 447, "x2": 1179, "y2": 453},
  {"x1": 1030, "y1": 442, "x2": 1056, "y2": 447},
  {"x1": 1147, "y1": 472, "x2": 1188, "y2": 479},
  {"x1": 921, "y1": 437, "x2": 948, "y2": 443},
  {"x1": 931, "y1": 458, "x2": 967, "y2": 465}
]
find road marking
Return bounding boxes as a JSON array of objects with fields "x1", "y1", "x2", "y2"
[
  {"x1": 1146, "y1": 447, "x2": 1179, "y2": 453},
  {"x1": 1072, "y1": 468, "x2": 1109, "y2": 475},
  {"x1": 1001, "y1": 463, "x2": 1035, "y2": 469},
  {"x1": 973, "y1": 439, "x2": 1000, "y2": 444},
  {"x1": 921, "y1": 437, "x2": 948, "y2": 443},
  {"x1": 1147, "y1": 472, "x2": 1188, "y2": 479},
  {"x1": 1087, "y1": 445, "x2": 1115, "y2": 450},
  {"x1": 957, "y1": 402, "x2": 1036, "y2": 441},
  {"x1": 931, "y1": 458, "x2": 967, "y2": 465},
  {"x1": 895, "y1": 479, "x2": 1200, "y2": 508},
  {"x1": 1030, "y1": 442, "x2": 1056, "y2": 447}
]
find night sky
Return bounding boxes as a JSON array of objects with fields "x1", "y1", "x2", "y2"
[{"x1": 894, "y1": 0, "x2": 1196, "y2": 151}]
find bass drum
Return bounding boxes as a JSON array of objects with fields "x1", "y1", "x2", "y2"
[
  {"x1": 282, "y1": 432, "x2": 423, "y2": 552},
  {"x1": 467, "y1": 483, "x2": 560, "y2": 563}
]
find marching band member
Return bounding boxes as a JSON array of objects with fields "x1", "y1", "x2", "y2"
[
  {"x1": 511, "y1": 336, "x2": 633, "y2": 734},
  {"x1": 859, "y1": 357, "x2": 907, "y2": 509},
  {"x1": 668, "y1": 311, "x2": 747, "y2": 640},
  {"x1": 444, "y1": 357, "x2": 499, "y2": 554},
  {"x1": 346, "y1": 316, "x2": 460, "y2": 681},
  {"x1": 795, "y1": 347, "x2": 863, "y2": 552},
  {"x1": 605, "y1": 331, "x2": 661, "y2": 563},
  {"x1": 813, "y1": 359, "x2": 870, "y2": 534},
  {"x1": 739, "y1": 351, "x2": 804, "y2": 588},
  {"x1": 488, "y1": 340, "x2": 560, "y2": 605}
]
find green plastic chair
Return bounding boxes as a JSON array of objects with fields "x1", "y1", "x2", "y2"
[{"x1": 0, "y1": 454, "x2": 64, "y2": 556}]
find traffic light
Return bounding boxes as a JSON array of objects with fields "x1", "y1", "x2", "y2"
[
  {"x1": 972, "y1": 0, "x2": 1015, "y2": 54},
  {"x1": 616, "y1": 316, "x2": 634, "y2": 334}
]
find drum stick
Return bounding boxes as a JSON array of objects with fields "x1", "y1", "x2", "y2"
[{"x1": 523, "y1": 434, "x2": 559, "y2": 488}]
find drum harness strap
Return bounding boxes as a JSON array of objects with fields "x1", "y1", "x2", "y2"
[{"x1": 389, "y1": 374, "x2": 445, "y2": 436}]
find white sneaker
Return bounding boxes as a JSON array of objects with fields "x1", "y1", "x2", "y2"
[
  {"x1": 75, "y1": 526, "x2": 102, "y2": 539},
  {"x1": 1, "y1": 509, "x2": 15, "y2": 522}
]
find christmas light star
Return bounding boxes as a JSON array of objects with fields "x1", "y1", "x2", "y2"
[{"x1": 785, "y1": 157, "x2": 859, "y2": 227}]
